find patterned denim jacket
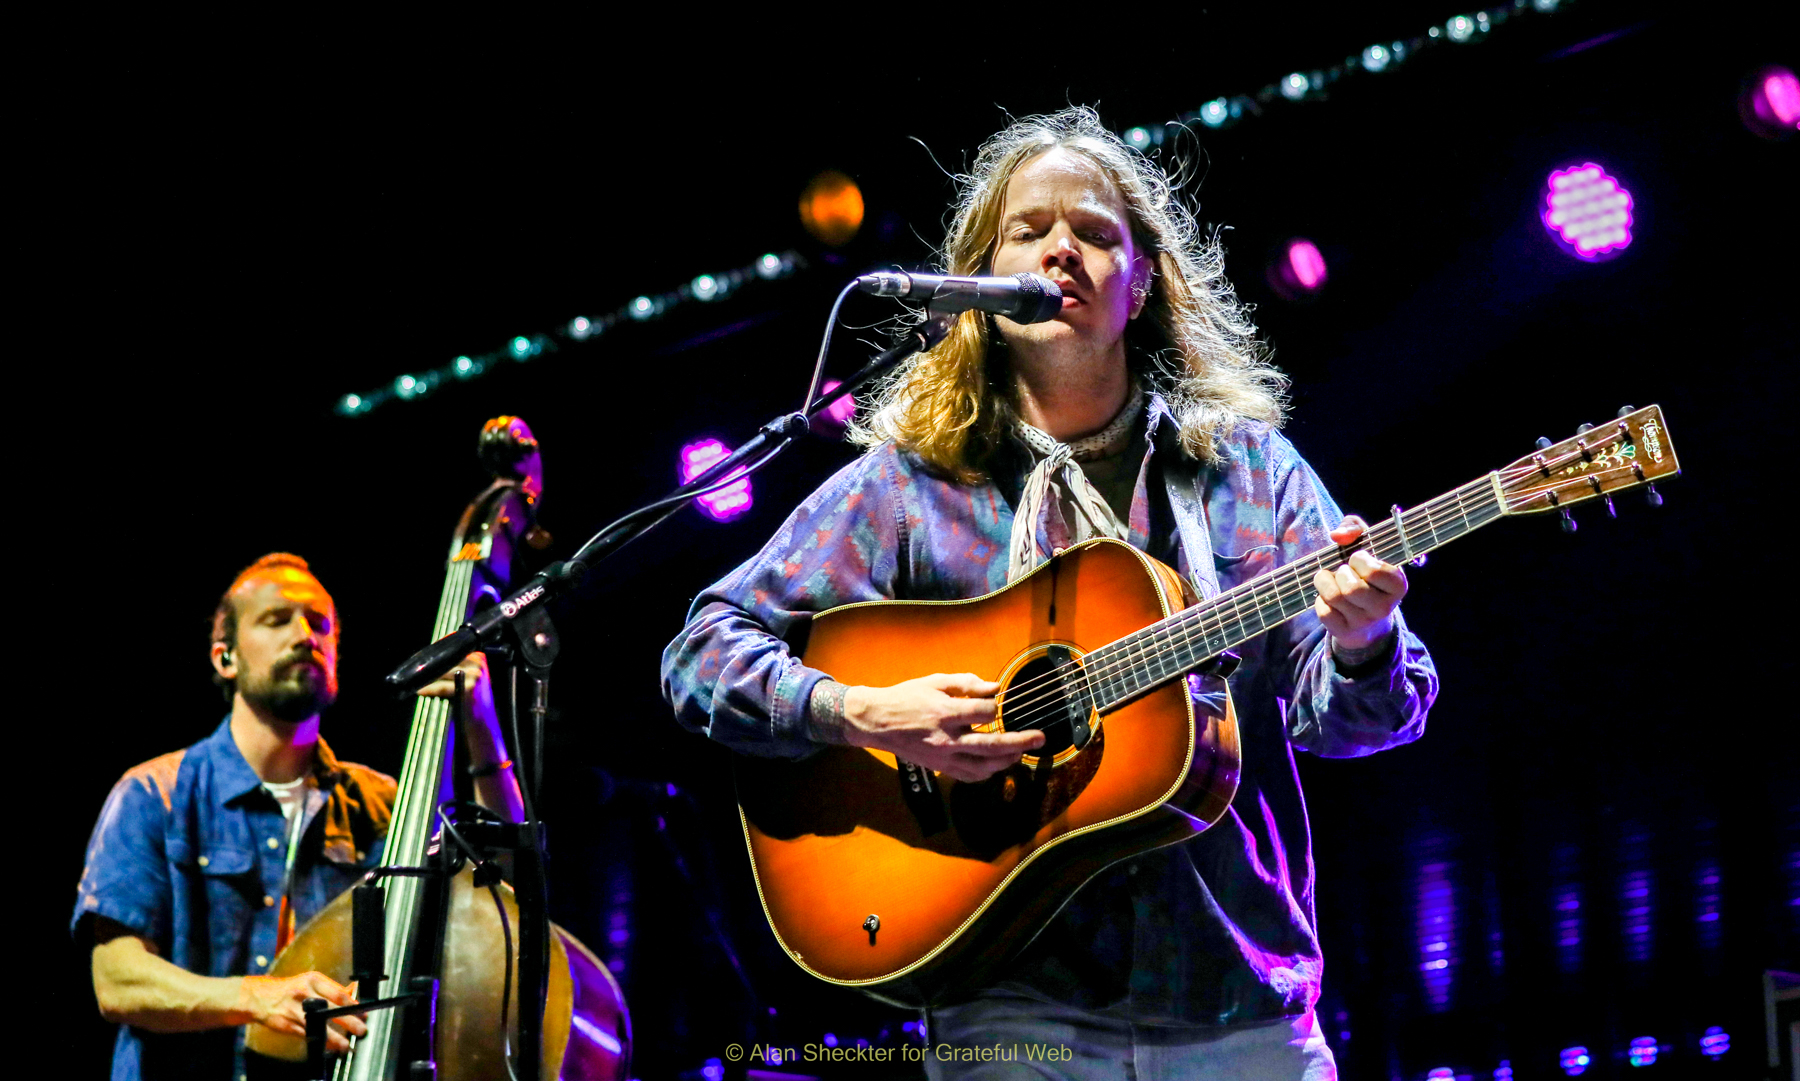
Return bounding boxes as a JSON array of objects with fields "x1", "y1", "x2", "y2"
[{"x1": 663, "y1": 394, "x2": 1439, "y2": 1025}]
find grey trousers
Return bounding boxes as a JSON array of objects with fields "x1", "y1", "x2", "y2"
[{"x1": 922, "y1": 992, "x2": 1336, "y2": 1081}]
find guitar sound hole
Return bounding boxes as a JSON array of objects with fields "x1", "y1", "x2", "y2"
[
  {"x1": 948, "y1": 646, "x2": 1103, "y2": 860},
  {"x1": 1000, "y1": 647, "x2": 1092, "y2": 766}
]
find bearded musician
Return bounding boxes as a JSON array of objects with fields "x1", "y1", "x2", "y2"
[
  {"x1": 662, "y1": 108, "x2": 1438, "y2": 1080},
  {"x1": 74, "y1": 553, "x2": 521, "y2": 1080}
]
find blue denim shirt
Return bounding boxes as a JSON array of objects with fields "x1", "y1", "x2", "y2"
[
  {"x1": 73, "y1": 718, "x2": 394, "y2": 1080},
  {"x1": 663, "y1": 396, "x2": 1439, "y2": 1024}
]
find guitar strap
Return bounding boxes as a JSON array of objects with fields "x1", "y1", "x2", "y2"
[{"x1": 1162, "y1": 440, "x2": 1222, "y2": 603}]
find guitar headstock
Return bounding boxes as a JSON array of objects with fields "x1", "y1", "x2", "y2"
[{"x1": 1496, "y1": 405, "x2": 1679, "y2": 519}]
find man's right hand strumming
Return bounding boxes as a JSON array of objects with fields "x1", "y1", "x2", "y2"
[{"x1": 810, "y1": 674, "x2": 1045, "y2": 782}]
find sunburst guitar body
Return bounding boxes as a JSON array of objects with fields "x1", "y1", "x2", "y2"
[{"x1": 734, "y1": 539, "x2": 1240, "y2": 1007}]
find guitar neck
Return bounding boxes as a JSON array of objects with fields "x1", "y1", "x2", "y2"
[{"x1": 1086, "y1": 473, "x2": 1505, "y2": 709}]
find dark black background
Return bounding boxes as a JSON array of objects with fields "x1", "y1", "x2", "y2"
[{"x1": 37, "y1": 5, "x2": 1797, "y2": 1078}]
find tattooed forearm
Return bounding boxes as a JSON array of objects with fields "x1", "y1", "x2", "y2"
[{"x1": 806, "y1": 680, "x2": 853, "y2": 745}]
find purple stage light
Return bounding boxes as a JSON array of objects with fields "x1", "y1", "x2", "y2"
[
  {"x1": 1618, "y1": 828, "x2": 1656, "y2": 965},
  {"x1": 679, "y1": 438, "x2": 754, "y2": 521},
  {"x1": 1699, "y1": 1026, "x2": 1729, "y2": 1058},
  {"x1": 1415, "y1": 859, "x2": 1458, "y2": 1012},
  {"x1": 1741, "y1": 65, "x2": 1799, "y2": 140},
  {"x1": 1268, "y1": 238, "x2": 1329, "y2": 299},
  {"x1": 1627, "y1": 1037, "x2": 1658, "y2": 1067},
  {"x1": 1543, "y1": 164, "x2": 1634, "y2": 261},
  {"x1": 1695, "y1": 862, "x2": 1723, "y2": 952},
  {"x1": 1427, "y1": 1068, "x2": 1455, "y2": 1080},
  {"x1": 1493, "y1": 1061, "x2": 1513, "y2": 1081},
  {"x1": 1559, "y1": 1045, "x2": 1590, "y2": 1076}
]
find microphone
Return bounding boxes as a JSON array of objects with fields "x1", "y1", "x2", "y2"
[{"x1": 857, "y1": 271, "x2": 1064, "y2": 324}]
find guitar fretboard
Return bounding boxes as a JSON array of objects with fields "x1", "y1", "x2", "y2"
[{"x1": 1082, "y1": 474, "x2": 1505, "y2": 709}]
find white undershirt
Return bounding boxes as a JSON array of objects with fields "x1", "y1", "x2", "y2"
[{"x1": 262, "y1": 776, "x2": 310, "y2": 876}]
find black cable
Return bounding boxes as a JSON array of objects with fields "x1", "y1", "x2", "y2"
[
  {"x1": 562, "y1": 276, "x2": 857, "y2": 576},
  {"x1": 531, "y1": 681, "x2": 546, "y2": 817},
  {"x1": 438, "y1": 801, "x2": 518, "y2": 1080},
  {"x1": 573, "y1": 437, "x2": 796, "y2": 559},
  {"x1": 800, "y1": 278, "x2": 861, "y2": 416},
  {"x1": 505, "y1": 663, "x2": 539, "y2": 826},
  {"x1": 502, "y1": 663, "x2": 549, "y2": 1081}
]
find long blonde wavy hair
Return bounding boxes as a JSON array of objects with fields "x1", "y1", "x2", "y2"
[{"x1": 849, "y1": 106, "x2": 1286, "y2": 482}]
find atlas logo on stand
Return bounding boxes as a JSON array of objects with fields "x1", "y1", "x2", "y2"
[{"x1": 502, "y1": 584, "x2": 546, "y2": 619}]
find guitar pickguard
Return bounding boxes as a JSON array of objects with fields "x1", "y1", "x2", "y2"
[{"x1": 949, "y1": 723, "x2": 1105, "y2": 860}]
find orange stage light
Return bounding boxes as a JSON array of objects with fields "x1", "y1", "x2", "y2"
[{"x1": 799, "y1": 170, "x2": 864, "y2": 247}]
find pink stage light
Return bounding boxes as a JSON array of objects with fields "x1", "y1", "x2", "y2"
[
  {"x1": 1267, "y1": 238, "x2": 1328, "y2": 300},
  {"x1": 1287, "y1": 241, "x2": 1327, "y2": 289},
  {"x1": 816, "y1": 380, "x2": 856, "y2": 428},
  {"x1": 1766, "y1": 70, "x2": 1800, "y2": 124},
  {"x1": 679, "y1": 438, "x2": 753, "y2": 521},
  {"x1": 1741, "y1": 65, "x2": 1799, "y2": 140},
  {"x1": 1542, "y1": 164, "x2": 1633, "y2": 261}
]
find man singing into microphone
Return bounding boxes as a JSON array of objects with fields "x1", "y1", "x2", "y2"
[
  {"x1": 663, "y1": 108, "x2": 1437, "y2": 1079},
  {"x1": 73, "y1": 553, "x2": 522, "y2": 1080}
]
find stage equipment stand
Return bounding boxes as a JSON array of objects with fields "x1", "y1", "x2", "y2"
[{"x1": 382, "y1": 311, "x2": 956, "y2": 1074}]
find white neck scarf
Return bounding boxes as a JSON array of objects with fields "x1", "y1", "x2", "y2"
[{"x1": 1006, "y1": 382, "x2": 1146, "y2": 582}]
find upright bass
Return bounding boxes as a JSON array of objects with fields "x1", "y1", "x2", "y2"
[{"x1": 246, "y1": 416, "x2": 629, "y2": 1079}]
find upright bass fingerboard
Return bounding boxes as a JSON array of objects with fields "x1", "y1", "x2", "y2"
[{"x1": 339, "y1": 558, "x2": 474, "y2": 1081}]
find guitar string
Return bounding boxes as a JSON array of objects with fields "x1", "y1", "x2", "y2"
[
  {"x1": 997, "y1": 453, "x2": 1631, "y2": 732},
  {"x1": 992, "y1": 479, "x2": 1493, "y2": 726},
  {"x1": 997, "y1": 468, "x2": 1534, "y2": 730},
  {"x1": 991, "y1": 462, "x2": 1600, "y2": 732},
  {"x1": 994, "y1": 448, "x2": 1601, "y2": 718},
  {"x1": 991, "y1": 475, "x2": 1501, "y2": 724}
]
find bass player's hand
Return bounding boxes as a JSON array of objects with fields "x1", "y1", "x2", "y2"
[
  {"x1": 240, "y1": 971, "x2": 367, "y2": 1054},
  {"x1": 813, "y1": 674, "x2": 1044, "y2": 782}
]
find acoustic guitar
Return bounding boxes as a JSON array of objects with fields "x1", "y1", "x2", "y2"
[{"x1": 734, "y1": 405, "x2": 1680, "y2": 1007}]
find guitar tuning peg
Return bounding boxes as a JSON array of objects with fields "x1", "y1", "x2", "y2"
[
  {"x1": 1535, "y1": 436, "x2": 1553, "y2": 451},
  {"x1": 1644, "y1": 483, "x2": 1663, "y2": 508},
  {"x1": 1616, "y1": 404, "x2": 1636, "y2": 418},
  {"x1": 1588, "y1": 477, "x2": 1616, "y2": 519},
  {"x1": 1560, "y1": 507, "x2": 1578, "y2": 533},
  {"x1": 1577, "y1": 422, "x2": 1594, "y2": 434}
]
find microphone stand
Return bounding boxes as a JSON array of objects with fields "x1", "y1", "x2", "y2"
[{"x1": 384, "y1": 310, "x2": 953, "y2": 1073}]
